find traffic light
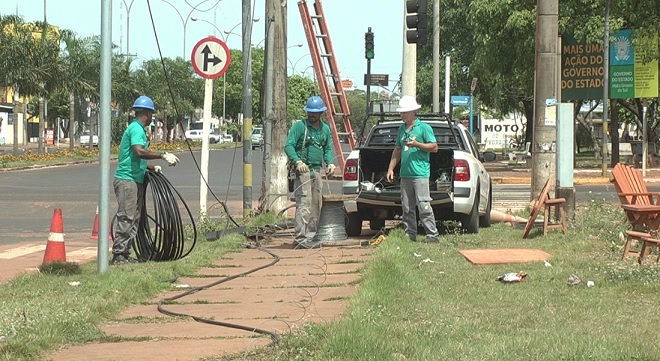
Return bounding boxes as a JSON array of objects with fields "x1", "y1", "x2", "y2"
[
  {"x1": 365, "y1": 29, "x2": 375, "y2": 60},
  {"x1": 405, "y1": 0, "x2": 428, "y2": 45}
]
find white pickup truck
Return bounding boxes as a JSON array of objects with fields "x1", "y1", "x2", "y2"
[{"x1": 342, "y1": 114, "x2": 492, "y2": 236}]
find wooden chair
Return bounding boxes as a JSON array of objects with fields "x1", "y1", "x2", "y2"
[
  {"x1": 610, "y1": 163, "x2": 660, "y2": 263},
  {"x1": 522, "y1": 178, "x2": 568, "y2": 238}
]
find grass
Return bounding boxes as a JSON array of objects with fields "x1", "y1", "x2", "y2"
[
  {"x1": 223, "y1": 199, "x2": 660, "y2": 361},
  {"x1": 2, "y1": 154, "x2": 660, "y2": 360}
]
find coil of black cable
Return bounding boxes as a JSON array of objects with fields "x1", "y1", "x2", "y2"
[{"x1": 132, "y1": 170, "x2": 196, "y2": 261}]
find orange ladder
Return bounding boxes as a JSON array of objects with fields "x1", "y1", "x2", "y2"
[{"x1": 298, "y1": 0, "x2": 355, "y2": 171}]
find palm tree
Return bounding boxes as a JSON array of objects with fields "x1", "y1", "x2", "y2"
[{"x1": 60, "y1": 31, "x2": 98, "y2": 150}]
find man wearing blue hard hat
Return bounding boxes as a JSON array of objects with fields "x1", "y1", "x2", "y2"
[
  {"x1": 112, "y1": 96, "x2": 180, "y2": 264},
  {"x1": 284, "y1": 95, "x2": 336, "y2": 249}
]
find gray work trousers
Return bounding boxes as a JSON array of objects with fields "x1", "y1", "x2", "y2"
[
  {"x1": 400, "y1": 178, "x2": 439, "y2": 239},
  {"x1": 293, "y1": 169, "x2": 322, "y2": 243},
  {"x1": 113, "y1": 178, "x2": 144, "y2": 255}
]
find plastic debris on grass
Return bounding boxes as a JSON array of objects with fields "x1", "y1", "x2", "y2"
[
  {"x1": 497, "y1": 272, "x2": 527, "y2": 283},
  {"x1": 418, "y1": 258, "x2": 434, "y2": 267},
  {"x1": 567, "y1": 275, "x2": 581, "y2": 286}
]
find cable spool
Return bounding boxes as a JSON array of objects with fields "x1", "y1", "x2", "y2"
[{"x1": 312, "y1": 195, "x2": 355, "y2": 242}]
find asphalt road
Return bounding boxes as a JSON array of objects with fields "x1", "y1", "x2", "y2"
[{"x1": 1, "y1": 148, "x2": 654, "y2": 247}]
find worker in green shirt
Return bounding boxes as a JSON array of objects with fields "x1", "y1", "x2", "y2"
[
  {"x1": 112, "y1": 96, "x2": 180, "y2": 264},
  {"x1": 386, "y1": 95, "x2": 440, "y2": 243},
  {"x1": 284, "y1": 96, "x2": 336, "y2": 249}
]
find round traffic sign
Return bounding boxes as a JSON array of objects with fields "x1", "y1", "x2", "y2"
[{"x1": 191, "y1": 37, "x2": 231, "y2": 79}]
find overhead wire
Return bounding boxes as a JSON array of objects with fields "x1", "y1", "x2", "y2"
[
  {"x1": 145, "y1": 0, "x2": 239, "y2": 229},
  {"x1": 140, "y1": 3, "x2": 366, "y2": 354}
]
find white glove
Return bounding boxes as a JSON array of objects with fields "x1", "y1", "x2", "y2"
[
  {"x1": 326, "y1": 164, "x2": 336, "y2": 176},
  {"x1": 295, "y1": 160, "x2": 309, "y2": 173},
  {"x1": 154, "y1": 165, "x2": 162, "y2": 173},
  {"x1": 162, "y1": 152, "x2": 180, "y2": 166}
]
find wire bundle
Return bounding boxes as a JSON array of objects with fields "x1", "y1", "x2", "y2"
[{"x1": 133, "y1": 170, "x2": 197, "y2": 261}]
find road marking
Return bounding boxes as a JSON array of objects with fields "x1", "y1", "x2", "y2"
[
  {"x1": 68, "y1": 247, "x2": 98, "y2": 262},
  {"x1": 0, "y1": 244, "x2": 46, "y2": 259}
]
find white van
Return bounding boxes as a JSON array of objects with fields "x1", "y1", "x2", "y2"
[{"x1": 250, "y1": 127, "x2": 263, "y2": 150}]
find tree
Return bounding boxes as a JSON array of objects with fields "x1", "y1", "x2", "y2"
[
  {"x1": 59, "y1": 32, "x2": 99, "y2": 149},
  {"x1": 0, "y1": 15, "x2": 60, "y2": 154}
]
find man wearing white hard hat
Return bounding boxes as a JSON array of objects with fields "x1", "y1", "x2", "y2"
[{"x1": 386, "y1": 95, "x2": 440, "y2": 242}]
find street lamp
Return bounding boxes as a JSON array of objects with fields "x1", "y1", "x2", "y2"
[
  {"x1": 159, "y1": 0, "x2": 220, "y2": 59},
  {"x1": 287, "y1": 52, "x2": 311, "y2": 75},
  {"x1": 121, "y1": 0, "x2": 136, "y2": 55}
]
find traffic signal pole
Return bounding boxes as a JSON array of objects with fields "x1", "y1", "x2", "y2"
[{"x1": 365, "y1": 28, "x2": 374, "y2": 116}]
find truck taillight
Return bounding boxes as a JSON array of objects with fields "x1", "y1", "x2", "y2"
[
  {"x1": 344, "y1": 159, "x2": 358, "y2": 181},
  {"x1": 454, "y1": 159, "x2": 470, "y2": 181}
]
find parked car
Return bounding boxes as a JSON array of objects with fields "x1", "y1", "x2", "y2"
[
  {"x1": 80, "y1": 130, "x2": 98, "y2": 146},
  {"x1": 251, "y1": 127, "x2": 263, "y2": 150},
  {"x1": 185, "y1": 129, "x2": 221, "y2": 144},
  {"x1": 222, "y1": 134, "x2": 234, "y2": 143}
]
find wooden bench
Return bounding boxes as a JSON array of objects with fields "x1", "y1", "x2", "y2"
[
  {"x1": 522, "y1": 178, "x2": 568, "y2": 238},
  {"x1": 610, "y1": 163, "x2": 660, "y2": 263}
]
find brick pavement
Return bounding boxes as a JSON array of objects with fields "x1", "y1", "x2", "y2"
[{"x1": 47, "y1": 239, "x2": 374, "y2": 361}]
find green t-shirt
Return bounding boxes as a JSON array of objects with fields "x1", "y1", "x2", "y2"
[
  {"x1": 284, "y1": 119, "x2": 334, "y2": 168},
  {"x1": 395, "y1": 119, "x2": 437, "y2": 178},
  {"x1": 114, "y1": 119, "x2": 149, "y2": 183}
]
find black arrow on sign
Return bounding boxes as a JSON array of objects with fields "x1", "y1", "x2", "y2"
[{"x1": 201, "y1": 45, "x2": 222, "y2": 72}]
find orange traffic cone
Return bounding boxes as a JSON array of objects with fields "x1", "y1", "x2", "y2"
[
  {"x1": 90, "y1": 205, "x2": 100, "y2": 240},
  {"x1": 90, "y1": 206, "x2": 111, "y2": 240},
  {"x1": 490, "y1": 210, "x2": 528, "y2": 224},
  {"x1": 43, "y1": 208, "x2": 66, "y2": 264}
]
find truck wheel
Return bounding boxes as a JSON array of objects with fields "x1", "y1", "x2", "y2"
[
  {"x1": 479, "y1": 184, "x2": 492, "y2": 228},
  {"x1": 369, "y1": 219, "x2": 385, "y2": 231},
  {"x1": 461, "y1": 194, "x2": 480, "y2": 234},
  {"x1": 346, "y1": 212, "x2": 363, "y2": 237}
]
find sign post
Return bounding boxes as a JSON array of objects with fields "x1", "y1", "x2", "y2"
[{"x1": 191, "y1": 36, "x2": 231, "y2": 215}]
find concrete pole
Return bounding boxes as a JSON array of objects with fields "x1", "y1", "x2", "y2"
[
  {"x1": 261, "y1": 1, "x2": 274, "y2": 212},
  {"x1": 242, "y1": 0, "x2": 253, "y2": 218},
  {"x1": 531, "y1": 0, "x2": 559, "y2": 199},
  {"x1": 97, "y1": 0, "x2": 112, "y2": 274},
  {"x1": 12, "y1": 86, "x2": 19, "y2": 155},
  {"x1": 432, "y1": 0, "x2": 440, "y2": 112},
  {"x1": 267, "y1": 0, "x2": 289, "y2": 213},
  {"x1": 444, "y1": 56, "x2": 450, "y2": 114},
  {"x1": 401, "y1": 2, "x2": 416, "y2": 97},
  {"x1": 601, "y1": 0, "x2": 610, "y2": 177}
]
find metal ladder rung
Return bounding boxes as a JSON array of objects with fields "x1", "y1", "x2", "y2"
[
  {"x1": 334, "y1": 112, "x2": 346, "y2": 116},
  {"x1": 315, "y1": 34, "x2": 328, "y2": 38},
  {"x1": 311, "y1": 15, "x2": 322, "y2": 19},
  {"x1": 329, "y1": 92, "x2": 342, "y2": 96},
  {"x1": 320, "y1": 54, "x2": 333, "y2": 58}
]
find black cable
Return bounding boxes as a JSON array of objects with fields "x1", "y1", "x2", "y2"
[
  {"x1": 157, "y1": 243, "x2": 281, "y2": 345},
  {"x1": 133, "y1": 170, "x2": 197, "y2": 262}
]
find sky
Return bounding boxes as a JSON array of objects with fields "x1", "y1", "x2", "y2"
[{"x1": 3, "y1": 0, "x2": 404, "y2": 92}]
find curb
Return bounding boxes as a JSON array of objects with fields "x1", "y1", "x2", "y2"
[{"x1": 492, "y1": 177, "x2": 613, "y2": 185}]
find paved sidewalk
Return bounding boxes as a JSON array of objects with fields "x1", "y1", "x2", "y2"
[{"x1": 47, "y1": 239, "x2": 373, "y2": 361}]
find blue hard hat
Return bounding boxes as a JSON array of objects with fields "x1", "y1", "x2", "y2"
[
  {"x1": 304, "y1": 96, "x2": 327, "y2": 112},
  {"x1": 131, "y1": 96, "x2": 155, "y2": 111}
]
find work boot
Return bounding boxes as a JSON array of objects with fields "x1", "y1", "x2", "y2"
[
  {"x1": 111, "y1": 254, "x2": 137, "y2": 265},
  {"x1": 423, "y1": 236, "x2": 439, "y2": 243}
]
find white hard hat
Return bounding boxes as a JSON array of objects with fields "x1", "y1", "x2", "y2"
[{"x1": 396, "y1": 95, "x2": 422, "y2": 112}]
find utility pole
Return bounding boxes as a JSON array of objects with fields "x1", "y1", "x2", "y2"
[
  {"x1": 432, "y1": 0, "x2": 440, "y2": 112},
  {"x1": 531, "y1": 0, "x2": 559, "y2": 199},
  {"x1": 261, "y1": 0, "x2": 288, "y2": 213},
  {"x1": 601, "y1": 0, "x2": 610, "y2": 177},
  {"x1": 242, "y1": 0, "x2": 254, "y2": 218}
]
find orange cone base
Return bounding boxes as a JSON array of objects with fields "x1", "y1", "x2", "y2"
[
  {"x1": 43, "y1": 240, "x2": 66, "y2": 264},
  {"x1": 490, "y1": 210, "x2": 528, "y2": 224}
]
